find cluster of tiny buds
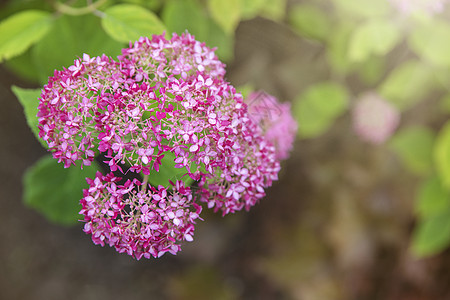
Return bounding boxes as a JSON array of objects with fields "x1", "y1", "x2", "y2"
[{"x1": 37, "y1": 32, "x2": 296, "y2": 259}]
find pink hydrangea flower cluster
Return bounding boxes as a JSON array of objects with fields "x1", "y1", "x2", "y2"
[
  {"x1": 80, "y1": 172, "x2": 201, "y2": 259},
  {"x1": 37, "y1": 33, "x2": 294, "y2": 259},
  {"x1": 352, "y1": 92, "x2": 400, "y2": 145},
  {"x1": 388, "y1": 0, "x2": 448, "y2": 16},
  {"x1": 245, "y1": 91, "x2": 297, "y2": 160}
]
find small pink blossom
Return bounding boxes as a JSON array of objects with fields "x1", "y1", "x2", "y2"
[{"x1": 352, "y1": 92, "x2": 400, "y2": 145}]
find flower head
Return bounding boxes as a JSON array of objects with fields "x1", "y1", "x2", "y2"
[
  {"x1": 80, "y1": 172, "x2": 202, "y2": 259},
  {"x1": 37, "y1": 32, "x2": 291, "y2": 258}
]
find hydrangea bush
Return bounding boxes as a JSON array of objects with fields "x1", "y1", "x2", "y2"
[{"x1": 37, "y1": 33, "x2": 296, "y2": 259}]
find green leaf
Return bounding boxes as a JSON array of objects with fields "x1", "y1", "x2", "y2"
[
  {"x1": 148, "y1": 152, "x2": 194, "y2": 187},
  {"x1": 260, "y1": 0, "x2": 286, "y2": 21},
  {"x1": 293, "y1": 82, "x2": 349, "y2": 138},
  {"x1": 203, "y1": 19, "x2": 234, "y2": 62},
  {"x1": 389, "y1": 126, "x2": 435, "y2": 176},
  {"x1": 434, "y1": 121, "x2": 450, "y2": 188},
  {"x1": 23, "y1": 155, "x2": 100, "y2": 226},
  {"x1": 326, "y1": 21, "x2": 355, "y2": 75},
  {"x1": 439, "y1": 93, "x2": 450, "y2": 114},
  {"x1": 207, "y1": 0, "x2": 240, "y2": 34},
  {"x1": 356, "y1": 56, "x2": 385, "y2": 85},
  {"x1": 161, "y1": 0, "x2": 233, "y2": 61},
  {"x1": 289, "y1": 4, "x2": 330, "y2": 41},
  {"x1": 433, "y1": 67, "x2": 450, "y2": 91},
  {"x1": 409, "y1": 18, "x2": 450, "y2": 67},
  {"x1": 4, "y1": 50, "x2": 41, "y2": 83},
  {"x1": 120, "y1": 0, "x2": 163, "y2": 11},
  {"x1": 162, "y1": 0, "x2": 208, "y2": 41},
  {"x1": 411, "y1": 208, "x2": 450, "y2": 257},
  {"x1": 380, "y1": 60, "x2": 435, "y2": 110},
  {"x1": 240, "y1": 0, "x2": 267, "y2": 20},
  {"x1": 348, "y1": 19, "x2": 401, "y2": 63},
  {"x1": 0, "y1": 0, "x2": 52, "y2": 21},
  {"x1": 32, "y1": 14, "x2": 124, "y2": 84},
  {"x1": 236, "y1": 83, "x2": 255, "y2": 100},
  {"x1": 415, "y1": 176, "x2": 450, "y2": 218},
  {"x1": 0, "y1": 10, "x2": 53, "y2": 62},
  {"x1": 332, "y1": 0, "x2": 390, "y2": 18},
  {"x1": 11, "y1": 86, "x2": 46, "y2": 148},
  {"x1": 101, "y1": 4, "x2": 167, "y2": 43}
]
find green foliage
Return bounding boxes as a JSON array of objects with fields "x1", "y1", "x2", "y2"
[
  {"x1": 0, "y1": 10, "x2": 53, "y2": 62},
  {"x1": 101, "y1": 4, "x2": 167, "y2": 43},
  {"x1": 413, "y1": 176, "x2": 450, "y2": 256},
  {"x1": 162, "y1": 0, "x2": 208, "y2": 40},
  {"x1": 409, "y1": 19, "x2": 450, "y2": 67},
  {"x1": 289, "y1": 4, "x2": 330, "y2": 41},
  {"x1": 161, "y1": 0, "x2": 233, "y2": 61},
  {"x1": 11, "y1": 86, "x2": 45, "y2": 147},
  {"x1": 236, "y1": 83, "x2": 255, "y2": 99},
  {"x1": 0, "y1": 0, "x2": 52, "y2": 20},
  {"x1": 120, "y1": 0, "x2": 163, "y2": 11},
  {"x1": 326, "y1": 21, "x2": 355, "y2": 74},
  {"x1": 3, "y1": 0, "x2": 450, "y2": 259},
  {"x1": 293, "y1": 82, "x2": 349, "y2": 138},
  {"x1": 439, "y1": 93, "x2": 450, "y2": 114},
  {"x1": 332, "y1": 0, "x2": 390, "y2": 18},
  {"x1": 23, "y1": 155, "x2": 100, "y2": 226},
  {"x1": 415, "y1": 176, "x2": 450, "y2": 219},
  {"x1": 32, "y1": 14, "x2": 124, "y2": 83},
  {"x1": 354, "y1": 56, "x2": 385, "y2": 86},
  {"x1": 348, "y1": 19, "x2": 401, "y2": 63},
  {"x1": 200, "y1": 20, "x2": 234, "y2": 62},
  {"x1": 259, "y1": 0, "x2": 286, "y2": 21},
  {"x1": 411, "y1": 207, "x2": 450, "y2": 257},
  {"x1": 147, "y1": 152, "x2": 194, "y2": 188},
  {"x1": 380, "y1": 60, "x2": 435, "y2": 110},
  {"x1": 4, "y1": 50, "x2": 40, "y2": 83},
  {"x1": 207, "y1": 0, "x2": 241, "y2": 35},
  {"x1": 389, "y1": 127, "x2": 435, "y2": 176},
  {"x1": 240, "y1": 0, "x2": 267, "y2": 20},
  {"x1": 434, "y1": 121, "x2": 450, "y2": 189}
]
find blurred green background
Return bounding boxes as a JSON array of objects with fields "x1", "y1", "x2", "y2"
[{"x1": 1, "y1": 0, "x2": 450, "y2": 299}]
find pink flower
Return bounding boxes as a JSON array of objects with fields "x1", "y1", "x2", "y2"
[
  {"x1": 80, "y1": 172, "x2": 202, "y2": 259},
  {"x1": 245, "y1": 91, "x2": 297, "y2": 160},
  {"x1": 37, "y1": 33, "x2": 226, "y2": 170},
  {"x1": 388, "y1": 0, "x2": 448, "y2": 16},
  {"x1": 38, "y1": 32, "x2": 285, "y2": 258},
  {"x1": 352, "y1": 92, "x2": 400, "y2": 145}
]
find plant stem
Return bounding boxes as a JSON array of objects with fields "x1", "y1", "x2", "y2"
[{"x1": 142, "y1": 174, "x2": 149, "y2": 193}]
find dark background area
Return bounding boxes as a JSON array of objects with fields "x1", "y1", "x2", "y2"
[{"x1": 1, "y1": 18, "x2": 449, "y2": 300}]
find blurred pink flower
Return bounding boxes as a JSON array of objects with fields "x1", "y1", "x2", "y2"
[
  {"x1": 352, "y1": 93, "x2": 400, "y2": 145},
  {"x1": 389, "y1": 0, "x2": 448, "y2": 16},
  {"x1": 245, "y1": 91, "x2": 297, "y2": 160}
]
